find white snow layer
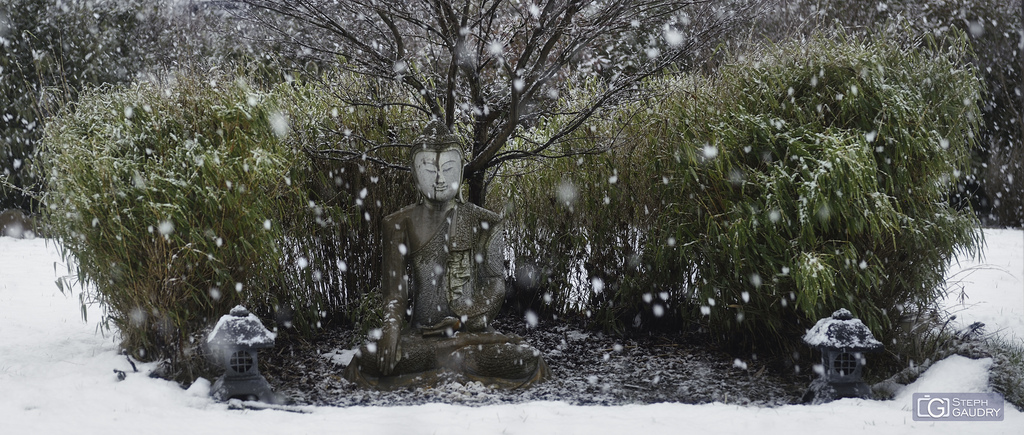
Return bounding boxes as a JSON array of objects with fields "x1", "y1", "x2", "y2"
[
  {"x1": 207, "y1": 305, "x2": 277, "y2": 348},
  {"x1": 943, "y1": 228, "x2": 1024, "y2": 345},
  {"x1": 1, "y1": 230, "x2": 1022, "y2": 434},
  {"x1": 802, "y1": 308, "x2": 883, "y2": 350}
]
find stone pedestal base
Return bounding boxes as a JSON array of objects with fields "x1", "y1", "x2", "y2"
[
  {"x1": 211, "y1": 374, "x2": 282, "y2": 403},
  {"x1": 344, "y1": 332, "x2": 550, "y2": 390},
  {"x1": 802, "y1": 378, "x2": 873, "y2": 404}
]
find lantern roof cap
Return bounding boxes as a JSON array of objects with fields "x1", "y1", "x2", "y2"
[
  {"x1": 207, "y1": 305, "x2": 276, "y2": 348},
  {"x1": 803, "y1": 308, "x2": 883, "y2": 351}
]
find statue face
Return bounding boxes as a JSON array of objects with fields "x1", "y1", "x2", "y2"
[{"x1": 413, "y1": 150, "x2": 462, "y2": 202}]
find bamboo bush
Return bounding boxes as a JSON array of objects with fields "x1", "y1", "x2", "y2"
[
  {"x1": 40, "y1": 75, "x2": 312, "y2": 379},
  {"x1": 505, "y1": 31, "x2": 984, "y2": 352},
  {"x1": 498, "y1": 101, "x2": 661, "y2": 330},
  {"x1": 38, "y1": 28, "x2": 986, "y2": 376},
  {"x1": 38, "y1": 70, "x2": 420, "y2": 380},
  {"x1": 283, "y1": 72, "x2": 421, "y2": 337}
]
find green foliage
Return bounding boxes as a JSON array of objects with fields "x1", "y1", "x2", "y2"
[
  {"x1": 41, "y1": 74, "x2": 307, "y2": 379},
  {"x1": 0, "y1": 0, "x2": 305, "y2": 214},
  {"x1": 284, "y1": 72, "x2": 423, "y2": 336},
  {"x1": 990, "y1": 339, "x2": 1024, "y2": 411},
  {"x1": 499, "y1": 105, "x2": 659, "y2": 330},
  {"x1": 926, "y1": 0, "x2": 1024, "y2": 227},
  {"x1": 38, "y1": 67, "x2": 426, "y2": 380},
  {"x1": 752, "y1": 0, "x2": 1024, "y2": 227},
  {"x1": 506, "y1": 32, "x2": 983, "y2": 353},
  {"x1": 0, "y1": 0, "x2": 149, "y2": 211}
]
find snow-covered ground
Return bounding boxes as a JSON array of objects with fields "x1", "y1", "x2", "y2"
[
  {"x1": 943, "y1": 229, "x2": 1024, "y2": 345},
  {"x1": 1, "y1": 230, "x2": 1022, "y2": 434}
]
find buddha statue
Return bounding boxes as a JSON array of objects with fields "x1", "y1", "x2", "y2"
[{"x1": 344, "y1": 121, "x2": 550, "y2": 389}]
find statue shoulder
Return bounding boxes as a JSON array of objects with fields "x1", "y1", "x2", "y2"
[
  {"x1": 383, "y1": 204, "x2": 418, "y2": 229},
  {"x1": 459, "y1": 203, "x2": 502, "y2": 225}
]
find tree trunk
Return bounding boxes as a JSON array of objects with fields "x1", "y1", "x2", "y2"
[{"x1": 466, "y1": 169, "x2": 486, "y2": 206}]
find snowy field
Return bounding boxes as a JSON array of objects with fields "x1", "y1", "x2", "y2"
[
  {"x1": 1, "y1": 230, "x2": 1021, "y2": 434},
  {"x1": 944, "y1": 229, "x2": 1024, "y2": 345}
]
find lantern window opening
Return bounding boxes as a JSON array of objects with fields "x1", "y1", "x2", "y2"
[
  {"x1": 229, "y1": 350, "x2": 255, "y2": 374},
  {"x1": 832, "y1": 351, "x2": 857, "y2": 377}
]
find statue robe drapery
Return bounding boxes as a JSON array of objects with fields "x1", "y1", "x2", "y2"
[{"x1": 344, "y1": 203, "x2": 549, "y2": 389}]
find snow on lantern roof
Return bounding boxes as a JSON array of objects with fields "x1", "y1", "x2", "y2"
[
  {"x1": 803, "y1": 308, "x2": 883, "y2": 352},
  {"x1": 207, "y1": 305, "x2": 276, "y2": 348}
]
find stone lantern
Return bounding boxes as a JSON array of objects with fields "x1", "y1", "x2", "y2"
[
  {"x1": 207, "y1": 305, "x2": 279, "y2": 403},
  {"x1": 802, "y1": 308, "x2": 883, "y2": 403}
]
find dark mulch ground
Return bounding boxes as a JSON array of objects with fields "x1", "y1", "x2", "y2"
[{"x1": 260, "y1": 315, "x2": 810, "y2": 407}]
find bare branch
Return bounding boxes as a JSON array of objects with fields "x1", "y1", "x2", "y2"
[
  {"x1": 307, "y1": 146, "x2": 411, "y2": 172},
  {"x1": 238, "y1": 0, "x2": 766, "y2": 204}
]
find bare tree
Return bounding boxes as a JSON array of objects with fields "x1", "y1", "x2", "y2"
[{"x1": 238, "y1": 0, "x2": 760, "y2": 205}]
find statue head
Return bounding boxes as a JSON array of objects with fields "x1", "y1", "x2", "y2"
[{"x1": 410, "y1": 121, "x2": 464, "y2": 203}]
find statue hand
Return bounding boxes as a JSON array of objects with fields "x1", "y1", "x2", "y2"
[
  {"x1": 420, "y1": 317, "x2": 462, "y2": 337},
  {"x1": 377, "y1": 321, "x2": 402, "y2": 376}
]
